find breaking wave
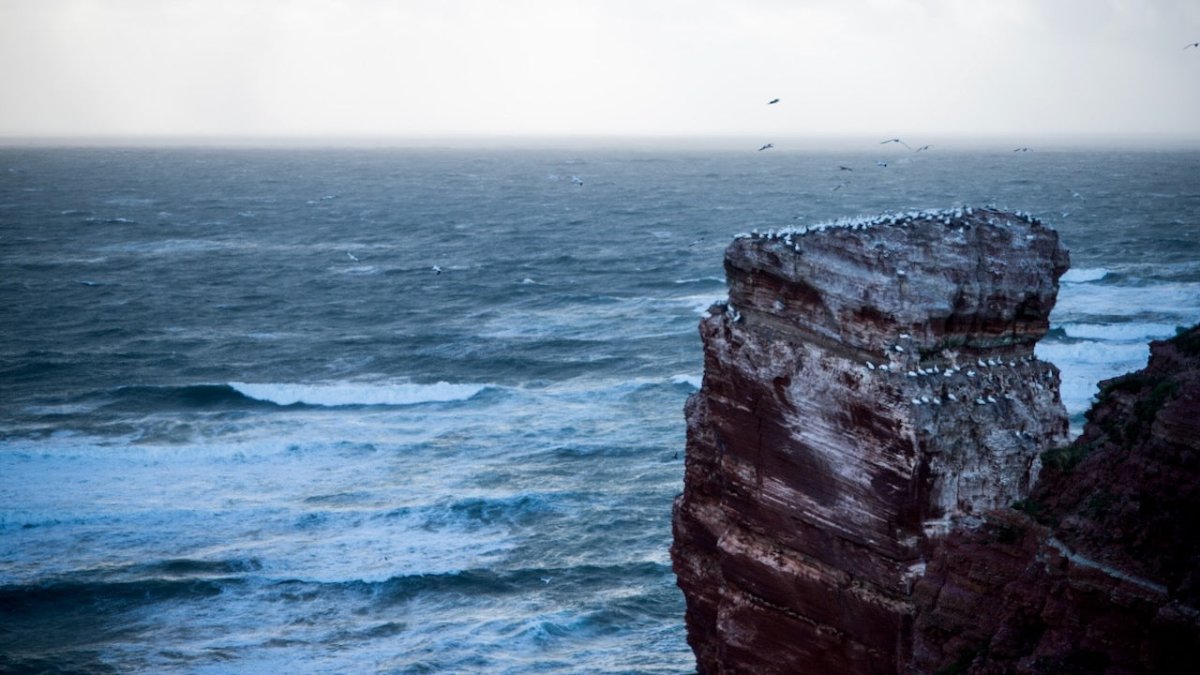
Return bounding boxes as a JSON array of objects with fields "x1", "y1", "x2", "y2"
[
  {"x1": 229, "y1": 381, "x2": 488, "y2": 407},
  {"x1": 96, "y1": 381, "x2": 488, "y2": 411},
  {"x1": 1060, "y1": 267, "x2": 1109, "y2": 283}
]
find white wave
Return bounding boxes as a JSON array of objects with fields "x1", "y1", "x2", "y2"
[
  {"x1": 229, "y1": 381, "x2": 486, "y2": 407},
  {"x1": 1060, "y1": 322, "x2": 1181, "y2": 343},
  {"x1": 665, "y1": 292, "x2": 727, "y2": 315},
  {"x1": 1060, "y1": 267, "x2": 1109, "y2": 283},
  {"x1": 259, "y1": 507, "x2": 514, "y2": 584},
  {"x1": 1055, "y1": 281, "x2": 1200, "y2": 319},
  {"x1": 1036, "y1": 340, "x2": 1151, "y2": 421},
  {"x1": 330, "y1": 264, "x2": 380, "y2": 276},
  {"x1": 1036, "y1": 340, "x2": 1151, "y2": 371},
  {"x1": 671, "y1": 374, "x2": 702, "y2": 389}
]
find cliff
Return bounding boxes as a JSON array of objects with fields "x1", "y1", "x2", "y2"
[
  {"x1": 910, "y1": 326, "x2": 1200, "y2": 674},
  {"x1": 671, "y1": 208, "x2": 1072, "y2": 673}
]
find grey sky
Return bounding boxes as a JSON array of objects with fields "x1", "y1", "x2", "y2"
[{"x1": 2, "y1": 0, "x2": 1199, "y2": 139}]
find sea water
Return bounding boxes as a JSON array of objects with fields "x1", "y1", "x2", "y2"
[{"x1": 2, "y1": 144, "x2": 1198, "y2": 673}]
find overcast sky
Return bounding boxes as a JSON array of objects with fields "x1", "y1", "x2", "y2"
[{"x1": 2, "y1": 0, "x2": 1199, "y2": 140}]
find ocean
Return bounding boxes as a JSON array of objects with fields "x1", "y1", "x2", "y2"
[{"x1": 2, "y1": 143, "x2": 1198, "y2": 673}]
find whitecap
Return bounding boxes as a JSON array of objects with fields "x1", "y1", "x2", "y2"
[
  {"x1": 1060, "y1": 268, "x2": 1109, "y2": 283},
  {"x1": 331, "y1": 265, "x2": 380, "y2": 276},
  {"x1": 228, "y1": 381, "x2": 487, "y2": 407},
  {"x1": 1054, "y1": 281, "x2": 1200, "y2": 320},
  {"x1": 1035, "y1": 340, "x2": 1151, "y2": 420},
  {"x1": 1060, "y1": 322, "x2": 1181, "y2": 343},
  {"x1": 670, "y1": 374, "x2": 702, "y2": 389}
]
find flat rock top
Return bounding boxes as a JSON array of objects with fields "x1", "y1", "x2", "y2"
[{"x1": 725, "y1": 207, "x2": 1070, "y2": 353}]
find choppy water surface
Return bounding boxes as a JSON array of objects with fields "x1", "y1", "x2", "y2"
[{"x1": 2, "y1": 144, "x2": 1198, "y2": 673}]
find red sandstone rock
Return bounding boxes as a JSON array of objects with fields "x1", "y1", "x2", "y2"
[{"x1": 671, "y1": 209, "x2": 1072, "y2": 674}]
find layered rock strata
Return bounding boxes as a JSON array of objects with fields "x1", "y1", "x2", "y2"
[
  {"x1": 910, "y1": 326, "x2": 1200, "y2": 674},
  {"x1": 671, "y1": 208, "x2": 1072, "y2": 673}
]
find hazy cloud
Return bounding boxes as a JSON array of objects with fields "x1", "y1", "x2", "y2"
[{"x1": 1, "y1": 0, "x2": 1198, "y2": 138}]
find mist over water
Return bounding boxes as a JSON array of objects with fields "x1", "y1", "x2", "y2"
[{"x1": 2, "y1": 145, "x2": 1198, "y2": 673}]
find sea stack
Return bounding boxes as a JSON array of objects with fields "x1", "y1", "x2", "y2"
[{"x1": 671, "y1": 208, "x2": 1072, "y2": 673}]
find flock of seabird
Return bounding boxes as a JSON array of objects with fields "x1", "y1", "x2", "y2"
[
  {"x1": 713, "y1": 295, "x2": 1056, "y2": 411},
  {"x1": 755, "y1": 96, "x2": 1057, "y2": 195},
  {"x1": 734, "y1": 206, "x2": 1043, "y2": 242},
  {"x1": 866, "y1": 341, "x2": 1055, "y2": 411},
  {"x1": 716, "y1": 206, "x2": 1058, "y2": 411}
]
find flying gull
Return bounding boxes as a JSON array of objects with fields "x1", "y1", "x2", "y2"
[
  {"x1": 880, "y1": 138, "x2": 911, "y2": 150},
  {"x1": 758, "y1": 143, "x2": 774, "y2": 151},
  {"x1": 1185, "y1": 42, "x2": 1199, "y2": 49},
  {"x1": 768, "y1": 98, "x2": 780, "y2": 104},
  {"x1": 1013, "y1": 147, "x2": 1031, "y2": 152},
  {"x1": 346, "y1": 252, "x2": 359, "y2": 262},
  {"x1": 915, "y1": 144, "x2": 932, "y2": 152},
  {"x1": 875, "y1": 160, "x2": 888, "y2": 167},
  {"x1": 838, "y1": 165, "x2": 854, "y2": 172}
]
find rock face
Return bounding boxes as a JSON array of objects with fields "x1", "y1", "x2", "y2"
[
  {"x1": 910, "y1": 326, "x2": 1200, "y2": 674},
  {"x1": 670, "y1": 209, "x2": 1073, "y2": 673}
]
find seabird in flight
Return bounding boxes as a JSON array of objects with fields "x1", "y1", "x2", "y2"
[
  {"x1": 768, "y1": 98, "x2": 780, "y2": 104},
  {"x1": 346, "y1": 252, "x2": 359, "y2": 262},
  {"x1": 915, "y1": 144, "x2": 932, "y2": 152},
  {"x1": 1185, "y1": 42, "x2": 1199, "y2": 49},
  {"x1": 875, "y1": 160, "x2": 888, "y2": 167},
  {"x1": 1013, "y1": 147, "x2": 1031, "y2": 152},
  {"x1": 880, "y1": 138, "x2": 911, "y2": 150},
  {"x1": 758, "y1": 143, "x2": 774, "y2": 151},
  {"x1": 839, "y1": 165, "x2": 854, "y2": 172}
]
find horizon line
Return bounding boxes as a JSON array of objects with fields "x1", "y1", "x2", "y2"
[{"x1": 4, "y1": 131, "x2": 1200, "y2": 151}]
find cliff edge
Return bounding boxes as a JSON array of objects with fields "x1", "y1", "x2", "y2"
[{"x1": 671, "y1": 208, "x2": 1071, "y2": 673}]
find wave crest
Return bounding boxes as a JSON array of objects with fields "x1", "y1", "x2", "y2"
[
  {"x1": 1061, "y1": 267, "x2": 1109, "y2": 283},
  {"x1": 229, "y1": 381, "x2": 486, "y2": 407}
]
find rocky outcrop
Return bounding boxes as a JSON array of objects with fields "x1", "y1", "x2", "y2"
[
  {"x1": 910, "y1": 326, "x2": 1200, "y2": 674},
  {"x1": 671, "y1": 209, "x2": 1072, "y2": 673}
]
